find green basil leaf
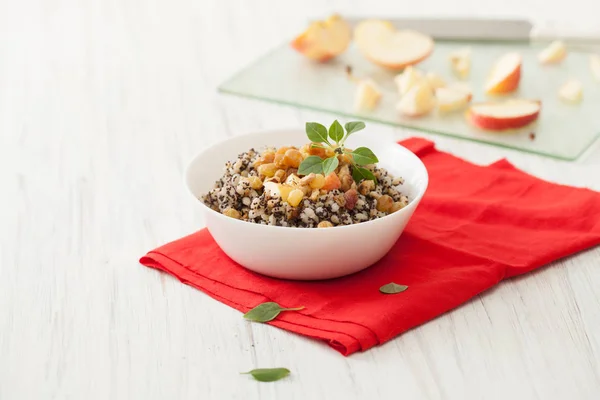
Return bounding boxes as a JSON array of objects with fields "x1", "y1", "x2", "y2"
[
  {"x1": 243, "y1": 302, "x2": 304, "y2": 323},
  {"x1": 242, "y1": 368, "x2": 291, "y2": 382},
  {"x1": 328, "y1": 120, "x2": 344, "y2": 143},
  {"x1": 351, "y1": 147, "x2": 379, "y2": 166},
  {"x1": 344, "y1": 121, "x2": 366, "y2": 136},
  {"x1": 305, "y1": 122, "x2": 329, "y2": 143},
  {"x1": 379, "y1": 283, "x2": 408, "y2": 294},
  {"x1": 298, "y1": 156, "x2": 324, "y2": 176},
  {"x1": 351, "y1": 166, "x2": 377, "y2": 184},
  {"x1": 322, "y1": 156, "x2": 339, "y2": 177}
]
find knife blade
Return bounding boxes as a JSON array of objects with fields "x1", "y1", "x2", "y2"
[
  {"x1": 346, "y1": 17, "x2": 532, "y2": 41},
  {"x1": 346, "y1": 17, "x2": 600, "y2": 48}
]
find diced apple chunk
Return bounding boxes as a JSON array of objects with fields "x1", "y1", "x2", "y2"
[
  {"x1": 394, "y1": 66, "x2": 423, "y2": 95},
  {"x1": 435, "y1": 85, "x2": 472, "y2": 112},
  {"x1": 426, "y1": 72, "x2": 446, "y2": 89},
  {"x1": 449, "y1": 47, "x2": 471, "y2": 79},
  {"x1": 538, "y1": 40, "x2": 567, "y2": 64},
  {"x1": 397, "y1": 82, "x2": 436, "y2": 117},
  {"x1": 558, "y1": 79, "x2": 583, "y2": 103},
  {"x1": 354, "y1": 78, "x2": 382, "y2": 111},
  {"x1": 322, "y1": 173, "x2": 341, "y2": 191}
]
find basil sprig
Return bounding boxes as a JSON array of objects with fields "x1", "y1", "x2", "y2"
[{"x1": 297, "y1": 120, "x2": 378, "y2": 183}]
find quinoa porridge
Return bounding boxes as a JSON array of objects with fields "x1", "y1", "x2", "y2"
[{"x1": 201, "y1": 141, "x2": 410, "y2": 228}]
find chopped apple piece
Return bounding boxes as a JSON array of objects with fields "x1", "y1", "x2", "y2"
[
  {"x1": 354, "y1": 78, "x2": 382, "y2": 111},
  {"x1": 449, "y1": 47, "x2": 471, "y2": 79},
  {"x1": 435, "y1": 85, "x2": 472, "y2": 112},
  {"x1": 397, "y1": 82, "x2": 436, "y2": 117},
  {"x1": 355, "y1": 20, "x2": 434, "y2": 70},
  {"x1": 394, "y1": 66, "x2": 423, "y2": 95},
  {"x1": 468, "y1": 99, "x2": 541, "y2": 131},
  {"x1": 426, "y1": 72, "x2": 446, "y2": 89},
  {"x1": 322, "y1": 172, "x2": 341, "y2": 191},
  {"x1": 538, "y1": 40, "x2": 567, "y2": 64},
  {"x1": 558, "y1": 79, "x2": 583, "y2": 103},
  {"x1": 291, "y1": 14, "x2": 351, "y2": 62},
  {"x1": 590, "y1": 54, "x2": 600, "y2": 82},
  {"x1": 447, "y1": 82, "x2": 472, "y2": 95},
  {"x1": 485, "y1": 53, "x2": 522, "y2": 94}
]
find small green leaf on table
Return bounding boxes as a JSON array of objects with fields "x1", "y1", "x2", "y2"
[
  {"x1": 379, "y1": 282, "x2": 409, "y2": 294},
  {"x1": 242, "y1": 368, "x2": 291, "y2": 382},
  {"x1": 243, "y1": 302, "x2": 305, "y2": 323}
]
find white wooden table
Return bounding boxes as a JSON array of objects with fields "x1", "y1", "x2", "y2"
[{"x1": 2, "y1": 1, "x2": 600, "y2": 399}]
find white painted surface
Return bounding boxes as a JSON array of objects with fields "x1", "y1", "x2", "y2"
[{"x1": 1, "y1": 1, "x2": 599, "y2": 399}]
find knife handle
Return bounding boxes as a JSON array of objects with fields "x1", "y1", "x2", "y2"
[{"x1": 531, "y1": 22, "x2": 600, "y2": 47}]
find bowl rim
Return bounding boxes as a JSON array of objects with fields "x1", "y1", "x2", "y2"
[{"x1": 185, "y1": 128, "x2": 429, "y2": 232}]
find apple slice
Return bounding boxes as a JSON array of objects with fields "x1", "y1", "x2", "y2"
[
  {"x1": 355, "y1": 20, "x2": 434, "y2": 70},
  {"x1": 397, "y1": 82, "x2": 436, "y2": 117},
  {"x1": 468, "y1": 99, "x2": 541, "y2": 131},
  {"x1": 354, "y1": 78, "x2": 382, "y2": 111},
  {"x1": 590, "y1": 54, "x2": 600, "y2": 82},
  {"x1": 538, "y1": 40, "x2": 567, "y2": 64},
  {"x1": 394, "y1": 66, "x2": 423, "y2": 95},
  {"x1": 485, "y1": 53, "x2": 522, "y2": 94},
  {"x1": 558, "y1": 79, "x2": 583, "y2": 103},
  {"x1": 449, "y1": 47, "x2": 471, "y2": 79},
  {"x1": 291, "y1": 14, "x2": 351, "y2": 62},
  {"x1": 435, "y1": 85, "x2": 472, "y2": 112}
]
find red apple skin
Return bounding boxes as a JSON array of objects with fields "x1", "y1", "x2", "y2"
[
  {"x1": 486, "y1": 65, "x2": 521, "y2": 94},
  {"x1": 467, "y1": 101, "x2": 541, "y2": 131}
]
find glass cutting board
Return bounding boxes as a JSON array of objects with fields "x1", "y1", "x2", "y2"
[{"x1": 219, "y1": 40, "x2": 600, "y2": 161}]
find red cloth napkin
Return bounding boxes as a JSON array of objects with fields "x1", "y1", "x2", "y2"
[{"x1": 140, "y1": 138, "x2": 600, "y2": 356}]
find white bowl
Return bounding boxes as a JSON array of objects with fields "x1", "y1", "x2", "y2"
[{"x1": 185, "y1": 129, "x2": 428, "y2": 280}]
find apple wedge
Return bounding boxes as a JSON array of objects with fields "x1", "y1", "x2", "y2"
[
  {"x1": 558, "y1": 79, "x2": 583, "y2": 103},
  {"x1": 397, "y1": 82, "x2": 436, "y2": 117},
  {"x1": 291, "y1": 14, "x2": 351, "y2": 62},
  {"x1": 538, "y1": 40, "x2": 567, "y2": 64},
  {"x1": 436, "y1": 85, "x2": 472, "y2": 113},
  {"x1": 449, "y1": 47, "x2": 471, "y2": 79},
  {"x1": 354, "y1": 78, "x2": 382, "y2": 111},
  {"x1": 591, "y1": 54, "x2": 600, "y2": 82},
  {"x1": 485, "y1": 53, "x2": 522, "y2": 94},
  {"x1": 355, "y1": 20, "x2": 434, "y2": 70},
  {"x1": 467, "y1": 99, "x2": 541, "y2": 131}
]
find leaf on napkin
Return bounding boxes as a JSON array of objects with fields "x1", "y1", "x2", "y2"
[
  {"x1": 379, "y1": 282, "x2": 409, "y2": 294},
  {"x1": 243, "y1": 302, "x2": 304, "y2": 323},
  {"x1": 242, "y1": 368, "x2": 291, "y2": 382}
]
